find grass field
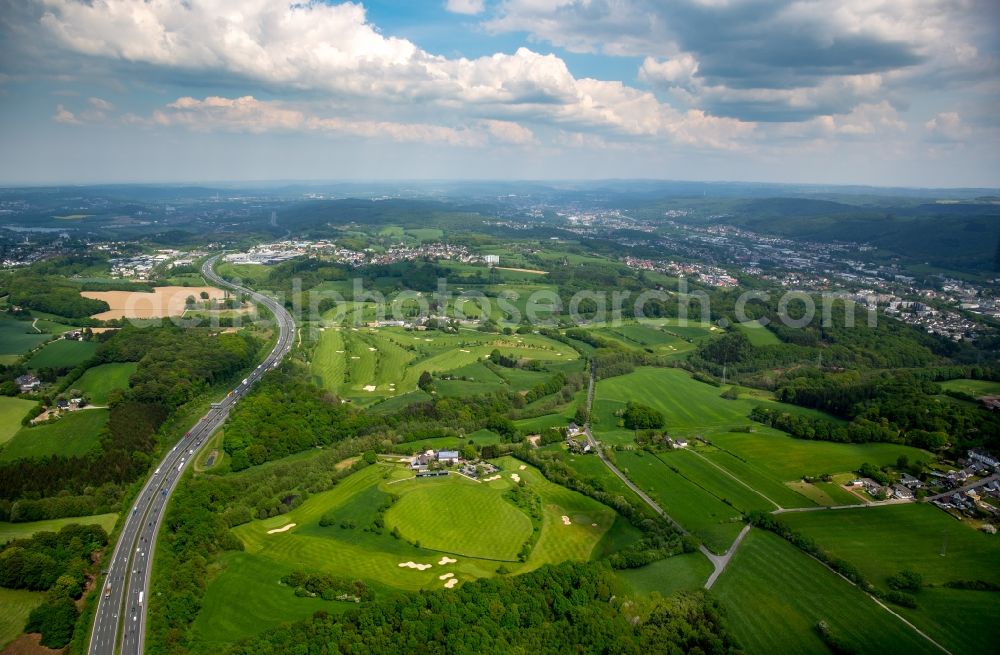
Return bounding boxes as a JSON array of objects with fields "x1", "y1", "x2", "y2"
[
  {"x1": 780, "y1": 503, "x2": 1000, "y2": 653},
  {"x1": 73, "y1": 362, "x2": 137, "y2": 404},
  {"x1": 714, "y1": 530, "x2": 939, "y2": 655},
  {"x1": 659, "y1": 449, "x2": 780, "y2": 513},
  {"x1": 208, "y1": 458, "x2": 625, "y2": 646},
  {"x1": 0, "y1": 397, "x2": 36, "y2": 446},
  {"x1": 0, "y1": 408, "x2": 108, "y2": 461},
  {"x1": 733, "y1": 319, "x2": 782, "y2": 346},
  {"x1": 592, "y1": 368, "x2": 757, "y2": 444},
  {"x1": 617, "y1": 551, "x2": 713, "y2": 596},
  {"x1": 781, "y1": 503, "x2": 1000, "y2": 586},
  {"x1": 0, "y1": 513, "x2": 118, "y2": 545},
  {"x1": 26, "y1": 338, "x2": 97, "y2": 369},
  {"x1": 939, "y1": 378, "x2": 1000, "y2": 397},
  {"x1": 386, "y1": 476, "x2": 533, "y2": 561},
  {"x1": 0, "y1": 315, "x2": 49, "y2": 362},
  {"x1": 0, "y1": 587, "x2": 46, "y2": 651},
  {"x1": 709, "y1": 429, "x2": 932, "y2": 480},
  {"x1": 616, "y1": 450, "x2": 744, "y2": 553},
  {"x1": 698, "y1": 448, "x2": 817, "y2": 509}
]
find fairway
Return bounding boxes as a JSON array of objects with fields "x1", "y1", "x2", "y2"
[
  {"x1": 26, "y1": 338, "x2": 97, "y2": 369},
  {"x1": 0, "y1": 513, "x2": 117, "y2": 544},
  {"x1": 714, "y1": 530, "x2": 938, "y2": 655},
  {"x1": 207, "y1": 460, "x2": 623, "y2": 645},
  {"x1": 310, "y1": 326, "x2": 577, "y2": 404},
  {"x1": 386, "y1": 475, "x2": 533, "y2": 561},
  {"x1": 74, "y1": 362, "x2": 137, "y2": 404},
  {"x1": 616, "y1": 450, "x2": 744, "y2": 553},
  {"x1": 0, "y1": 408, "x2": 108, "y2": 461},
  {"x1": 0, "y1": 397, "x2": 36, "y2": 445}
]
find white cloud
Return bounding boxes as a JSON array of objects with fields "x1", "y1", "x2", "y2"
[
  {"x1": 52, "y1": 103, "x2": 79, "y2": 124},
  {"x1": 640, "y1": 54, "x2": 699, "y2": 88},
  {"x1": 88, "y1": 96, "x2": 114, "y2": 111},
  {"x1": 924, "y1": 111, "x2": 970, "y2": 142},
  {"x1": 143, "y1": 95, "x2": 513, "y2": 147},
  {"x1": 445, "y1": 0, "x2": 486, "y2": 15},
  {"x1": 35, "y1": 0, "x2": 753, "y2": 148},
  {"x1": 482, "y1": 119, "x2": 536, "y2": 144}
]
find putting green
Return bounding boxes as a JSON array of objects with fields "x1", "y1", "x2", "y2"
[{"x1": 386, "y1": 475, "x2": 532, "y2": 561}]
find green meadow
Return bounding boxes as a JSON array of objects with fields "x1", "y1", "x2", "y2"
[
  {"x1": 0, "y1": 513, "x2": 118, "y2": 545},
  {"x1": 26, "y1": 338, "x2": 97, "y2": 369},
  {"x1": 0, "y1": 587, "x2": 46, "y2": 650},
  {"x1": 714, "y1": 530, "x2": 938, "y2": 655},
  {"x1": 616, "y1": 450, "x2": 744, "y2": 553},
  {"x1": 781, "y1": 503, "x2": 1000, "y2": 654},
  {"x1": 0, "y1": 397, "x2": 36, "y2": 446},
  {"x1": 939, "y1": 378, "x2": 1000, "y2": 397},
  {"x1": 733, "y1": 319, "x2": 782, "y2": 346},
  {"x1": 74, "y1": 362, "x2": 137, "y2": 404},
  {"x1": 709, "y1": 429, "x2": 932, "y2": 480},
  {"x1": 0, "y1": 314, "x2": 49, "y2": 363},
  {"x1": 0, "y1": 408, "x2": 108, "y2": 461}
]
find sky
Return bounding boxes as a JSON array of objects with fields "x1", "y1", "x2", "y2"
[{"x1": 0, "y1": 0, "x2": 997, "y2": 187}]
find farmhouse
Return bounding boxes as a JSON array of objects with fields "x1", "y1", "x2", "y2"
[
  {"x1": 673, "y1": 438, "x2": 689, "y2": 449},
  {"x1": 860, "y1": 478, "x2": 884, "y2": 497},
  {"x1": 566, "y1": 422, "x2": 583, "y2": 437},
  {"x1": 892, "y1": 484, "x2": 914, "y2": 500},
  {"x1": 15, "y1": 374, "x2": 40, "y2": 393}
]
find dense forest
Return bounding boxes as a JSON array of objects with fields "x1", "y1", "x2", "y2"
[
  {"x1": 225, "y1": 562, "x2": 740, "y2": 655},
  {"x1": 0, "y1": 326, "x2": 260, "y2": 518}
]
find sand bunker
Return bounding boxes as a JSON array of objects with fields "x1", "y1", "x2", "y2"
[
  {"x1": 459, "y1": 349, "x2": 470, "y2": 353},
  {"x1": 592, "y1": 523, "x2": 598, "y2": 527},
  {"x1": 483, "y1": 475, "x2": 501, "y2": 482},
  {"x1": 561, "y1": 515, "x2": 572, "y2": 525},
  {"x1": 351, "y1": 356, "x2": 360, "y2": 360},
  {"x1": 368, "y1": 347, "x2": 376, "y2": 351},
  {"x1": 438, "y1": 556, "x2": 457, "y2": 565},
  {"x1": 363, "y1": 385, "x2": 377, "y2": 392},
  {"x1": 444, "y1": 578, "x2": 459, "y2": 589},
  {"x1": 519, "y1": 465, "x2": 526, "y2": 470},
  {"x1": 267, "y1": 523, "x2": 296, "y2": 534},
  {"x1": 398, "y1": 561, "x2": 433, "y2": 571},
  {"x1": 438, "y1": 572, "x2": 455, "y2": 580},
  {"x1": 82, "y1": 286, "x2": 227, "y2": 320},
  {"x1": 510, "y1": 473, "x2": 521, "y2": 483}
]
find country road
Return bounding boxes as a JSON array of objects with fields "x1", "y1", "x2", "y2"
[
  {"x1": 87, "y1": 254, "x2": 295, "y2": 655},
  {"x1": 579, "y1": 364, "x2": 748, "y2": 589}
]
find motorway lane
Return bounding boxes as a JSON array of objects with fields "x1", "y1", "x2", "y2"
[{"x1": 88, "y1": 255, "x2": 295, "y2": 655}]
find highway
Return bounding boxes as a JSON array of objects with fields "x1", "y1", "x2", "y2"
[{"x1": 88, "y1": 254, "x2": 295, "y2": 655}]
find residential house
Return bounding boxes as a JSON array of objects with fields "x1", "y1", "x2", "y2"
[
  {"x1": 15, "y1": 374, "x2": 40, "y2": 393},
  {"x1": 968, "y1": 448, "x2": 1000, "y2": 470},
  {"x1": 900, "y1": 473, "x2": 923, "y2": 489},
  {"x1": 673, "y1": 438, "x2": 689, "y2": 448},
  {"x1": 437, "y1": 450, "x2": 460, "y2": 465},
  {"x1": 892, "y1": 484, "x2": 914, "y2": 500}
]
